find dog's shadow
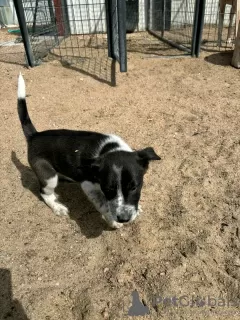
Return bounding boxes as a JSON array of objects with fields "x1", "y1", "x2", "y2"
[{"x1": 11, "y1": 151, "x2": 113, "y2": 238}]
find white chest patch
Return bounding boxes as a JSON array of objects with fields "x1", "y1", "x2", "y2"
[{"x1": 112, "y1": 164, "x2": 124, "y2": 208}]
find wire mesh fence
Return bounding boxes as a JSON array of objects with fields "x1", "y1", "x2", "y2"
[
  {"x1": 22, "y1": 0, "x2": 109, "y2": 63},
  {"x1": 7, "y1": 0, "x2": 239, "y2": 76},
  {"x1": 19, "y1": 0, "x2": 203, "y2": 65},
  {"x1": 145, "y1": 0, "x2": 197, "y2": 56},
  {"x1": 123, "y1": 0, "x2": 198, "y2": 57},
  {"x1": 18, "y1": 0, "x2": 238, "y2": 73},
  {"x1": 201, "y1": 0, "x2": 237, "y2": 51}
]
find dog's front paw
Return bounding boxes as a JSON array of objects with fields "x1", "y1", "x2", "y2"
[
  {"x1": 53, "y1": 203, "x2": 69, "y2": 217},
  {"x1": 101, "y1": 215, "x2": 123, "y2": 229},
  {"x1": 110, "y1": 221, "x2": 124, "y2": 229}
]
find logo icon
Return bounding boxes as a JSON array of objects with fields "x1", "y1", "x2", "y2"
[{"x1": 128, "y1": 290, "x2": 150, "y2": 316}]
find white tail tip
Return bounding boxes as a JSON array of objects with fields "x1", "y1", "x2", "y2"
[{"x1": 18, "y1": 72, "x2": 25, "y2": 99}]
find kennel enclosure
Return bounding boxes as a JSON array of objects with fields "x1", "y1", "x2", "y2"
[{"x1": 13, "y1": 0, "x2": 238, "y2": 70}]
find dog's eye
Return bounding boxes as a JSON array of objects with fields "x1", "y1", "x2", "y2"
[{"x1": 128, "y1": 184, "x2": 138, "y2": 192}]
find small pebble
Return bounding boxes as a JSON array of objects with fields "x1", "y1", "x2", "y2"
[
  {"x1": 234, "y1": 258, "x2": 240, "y2": 267},
  {"x1": 232, "y1": 212, "x2": 239, "y2": 220},
  {"x1": 102, "y1": 309, "x2": 109, "y2": 319}
]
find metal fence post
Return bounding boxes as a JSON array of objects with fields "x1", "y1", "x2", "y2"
[
  {"x1": 106, "y1": 0, "x2": 127, "y2": 72},
  {"x1": 13, "y1": 0, "x2": 35, "y2": 67},
  {"x1": 105, "y1": 0, "x2": 113, "y2": 58},
  {"x1": 117, "y1": 0, "x2": 127, "y2": 72},
  {"x1": 191, "y1": 0, "x2": 200, "y2": 57},
  {"x1": 195, "y1": 0, "x2": 206, "y2": 57}
]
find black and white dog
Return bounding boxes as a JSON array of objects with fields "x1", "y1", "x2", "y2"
[{"x1": 17, "y1": 73, "x2": 161, "y2": 229}]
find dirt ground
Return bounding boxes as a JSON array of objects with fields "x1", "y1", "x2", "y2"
[{"x1": 1, "y1": 29, "x2": 240, "y2": 320}]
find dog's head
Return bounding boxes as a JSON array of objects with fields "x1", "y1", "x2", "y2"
[{"x1": 86, "y1": 147, "x2": 161, "y2": 224}]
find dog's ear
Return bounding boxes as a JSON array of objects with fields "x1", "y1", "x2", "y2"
[
  {"x1": 137, "y1": 147, "x2": 161, "y2": 161},
  {"x1": 136, "y1": 147, "x2": 161, "y2": 169}
]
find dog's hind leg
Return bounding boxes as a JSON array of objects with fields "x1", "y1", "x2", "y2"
[{"x1": 31, "y1": 159, "x2": 69, "y2": 216}]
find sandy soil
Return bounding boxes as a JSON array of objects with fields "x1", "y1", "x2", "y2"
[{"x1": 1, "y1": 30, "x2": 240, "y2": 320}]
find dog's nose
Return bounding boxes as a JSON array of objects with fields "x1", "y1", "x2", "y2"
[{"x1": 117, "y1": 216, "x2": 130, "y2": 223}]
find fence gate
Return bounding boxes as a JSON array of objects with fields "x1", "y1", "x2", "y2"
[
  {"x1": 142, "y1": 0, "x2": 204, "y2": 57},
  {"x1": 13, "y1": 0, "x2": 127, "y2": 72}
]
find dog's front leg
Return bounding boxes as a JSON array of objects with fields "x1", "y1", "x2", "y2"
[{"x1": 81, "y1": 181, "x2": 123, "y2": 229}]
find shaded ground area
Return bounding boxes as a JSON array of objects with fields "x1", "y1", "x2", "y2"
[{"x1": 0, "y1": 29, "x2": 240, "y2": 319}]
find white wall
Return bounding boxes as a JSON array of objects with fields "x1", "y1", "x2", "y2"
[
  {"x1": 67, "y1": 0, "x2": 106, "y2": 34},
  {"x1": 146, "y1": 0, "x2": 233, "y2": 30},
  {"x1": 0, "y1": 0, "x2": 18, "y2": 25},
  {"x1": 204, "y1": 0, "x2": 232, "y2": 25},
  {"x1": 6, "y1": 0, "x2": 233, "y2": 34},
  {"x1": 66, "y1": 0, "x2": 233, "y2": 34},
  {"x1": 168, "y1": 0, "x2": 232, "y2": 27}
]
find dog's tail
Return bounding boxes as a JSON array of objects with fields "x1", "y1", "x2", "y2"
[{"x1": 17, "y1": 73, "x2": 37, "y2": 141}]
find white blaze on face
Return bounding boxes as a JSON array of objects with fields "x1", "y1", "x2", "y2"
[
  {"x1": 112, "y1": 165, "x2": 124, "y2": 210},
  {"x1": 109, "y1": 165, "x2": 138, "y2": 222}
]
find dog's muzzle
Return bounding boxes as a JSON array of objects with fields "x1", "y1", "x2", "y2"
[
  {"x1": 116, "y1": 205, "x2": 139, "y2": 223},
  {"x1": 117, "y1": 213, "x2": 131, "y2": 223}
]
